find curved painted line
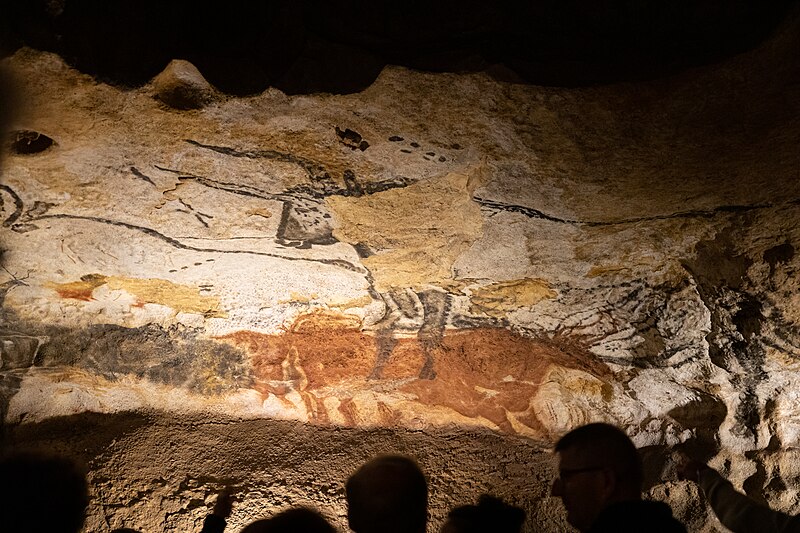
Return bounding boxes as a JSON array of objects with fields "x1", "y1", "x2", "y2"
[
  {"x1": 0, "y1": 184, "x2": 24, "y2": 227},
  {"x1": 32, "y1": 213, "x2": 365, "y2": 273},
  {"x1": 473, "y1": 194, "x2": 787, "y2": 226}
]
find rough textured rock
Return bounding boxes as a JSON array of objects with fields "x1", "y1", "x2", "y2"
[
  {"x1": 152, "y1": 59, "x2": 215, "y2": 110},
  {"x1": 1, "y1": 8, "x2": 800, "y2": 531}
]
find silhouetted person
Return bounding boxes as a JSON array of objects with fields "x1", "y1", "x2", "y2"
[
  {"x1": 441, "y1": 494, "x2": 525, "y2": 533},
  {"x1": 551, "y1": 422, "x2": 686, "y2": 532},
  {"x1": 241, "y1": 507, "x2": 336, "y2": 533},
  {"x1": 0, "y1": 452, "x2": 89, "y2": 533},
  {"x1": 346, "y1": 454, "x2": 428, "y2": 533},
  {"x1": 679, "y1": 456, "x2": 800, "y2": 532}
]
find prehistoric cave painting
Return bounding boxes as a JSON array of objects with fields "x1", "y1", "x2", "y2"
[
  {"x1": 468, "y1": 279, "x2": 557, "y2": 318},
  {"x1": 218, "y1": 309, "x2": 612, "y2": 436},
  {"x1": 0, "y1": 330, "x2": 48, "y2": 371},
  {"x1": 9, "y1": 127, "x2": 794, "y2": 438},
  {"x1": 0, "y1": 137, "x2": 473, "y2": 397},
  {"x1": 387, "y1": 134, "x2": 456, "y2": 163},
  {"x1": 474, "y1": 193, "x2": 800, "y2": 227},
  {"x1": 0, "y1": 171, "x2": 363, "y2": 274},
  {"x1": 369, "y1": 288, "x2": 450, "y2": 380},
  {"x1": 0, "y1": 183, "x2": 24, "y2": 229},
  {"x1": 335, "y1": 127, "x2": 369, "y2": 151},
  {"x1": 50, "y1": 274, "x2": 226, "y2": 317},
  {"x1": 174, "y1": 140, "x2": 486, "y2": 382},
  {"x1": 182, "y1": 139, "x2": 416, "y2": 249},
  {"x1": 30, "y1": 322, "x2": 252, "y2": 395}
]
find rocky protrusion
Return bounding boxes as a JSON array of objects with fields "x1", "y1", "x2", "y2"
[{"x1": 151, "y1": 59, "x2": 215, "y2": 110}]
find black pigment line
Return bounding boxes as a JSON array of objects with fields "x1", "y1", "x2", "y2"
[
  {"x1": 185, "y1": 139, "x2": 327, "y2": 179},
  {"x1": 31, "y1": 214, "x2": 364, "y2": 273},
  {"x1": 130, "y1": 167, "x2": 156, "y2": 186},
  {"x1": 156, "y1": 165, "x2": 280, "y2": 199},
  {"x1": 194, "y1": 213, "x2": 210, "y2": 228},
  {"x1": 474, "y1": 196, "x2": 580, "y2": 223},
  {"x1": 0, "y1": 184, "x2": 24, "y2": 227},
  {"x1": 155, "y1": 165, "x2": 313, "y2": 205},
  {"x1": 182, "y1": 142, "x2": 416, "y2": 199},
  {"x1": 474, "y1": 195, "x2": 785, "y2": 227},
  {"x1": 597, "y1": 344, "x2": 699, "y2": 370}
]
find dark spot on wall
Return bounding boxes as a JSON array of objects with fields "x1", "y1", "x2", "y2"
[
  {"x1": 10, "y1": 130, "x2": 54, "y2": 154},
  {"x1": 683, "y1": 231, "x2": 752, "y2": 291},
  {"x1": 353, "y1": 242, "x2": 373, "y2": 258},
  {"x1": 335, "y1": 127, "x2": 368, "y2": 151},
  {"x1": 763, "y1": 242, "x2": 794, "y2": 276},
  {"x1": 732, "y1": 297, "x2": 764, "y2": 342},
  {"x1": 667, "y1": 391, "x2": 727, "y2": 451}
]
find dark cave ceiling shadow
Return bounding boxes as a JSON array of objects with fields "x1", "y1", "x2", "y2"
[{"x1": 1, "y1": 0, "x2": 797, "y2": 94}]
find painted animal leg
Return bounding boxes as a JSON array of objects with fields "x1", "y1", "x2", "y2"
[{"x1": 416, "y1": 289, "x2": 450, "y2": 380}]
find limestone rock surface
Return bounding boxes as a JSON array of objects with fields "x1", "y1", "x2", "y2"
[
  {"x1": 152, "y1": 59, "x2": 215, "y2": 109},
  {"x1": 1, "y1": 10, "x2": 800, "y2": 531}
]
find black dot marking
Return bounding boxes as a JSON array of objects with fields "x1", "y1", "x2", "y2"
[
  {"x1": 426, "y1": 151, "x2": 435, "y2": 156},
  {"x1": 451, "y1": 143, "x2": 462, "y2": 150},
  {"x1": 389, "y1": 136, "x2": 404, "y2": 142},
  {"x1": 423, "y1": 156, "x2": 431, "y2": 161},
  {"x1": 439, "y1": 156, "x2": 446, "y2": 162},
  {"x1": 169, "y1": 269, "x2": 178, "y2": 273},
  {"x1": 410, "y1": 142, "x2": 420, "y2": 148},
  {"x1": 194, "y1": 262, "x2": 203, "y2": 266},
  {"x1": 206, "y1": 259, "x2": 214, "y2": 262},
  {"x1": 401, "y1": 149, "x2": 412, "y2": 153}
]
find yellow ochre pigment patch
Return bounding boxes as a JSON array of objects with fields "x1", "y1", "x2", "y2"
[
  {"x1": 327, "y1": 165, "x2": 486, "y2": 292},
  {"x1": 469, "y1": 278, "x2": 557, "y2": 318},
  {"x1": 50, "y1": 273, "x2": 107, "y2": 301},
  {"x1": 51, "y1": 275, "x2": 225, "y2": 317}
]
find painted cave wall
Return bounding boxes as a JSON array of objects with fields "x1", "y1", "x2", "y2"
[{"x1": 1, "y1": 2, "x2": 800, "y2": 531}]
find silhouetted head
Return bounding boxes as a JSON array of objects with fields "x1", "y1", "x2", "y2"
[
  {"x1": 441, "y1": 494, "x2": 525, "y2": 533},
  {"x1": 241, "y1": 507, "x2": 335, "y2": 533},
  {"x1": 0, "y1": 452, "x2": 89, "y2": 533},
  {"x1": 551, "y1": 422, "x2": 643, "y2": 532},
  {"x1": 346, "y1": 454, "x2": 428, "y2": 533}
]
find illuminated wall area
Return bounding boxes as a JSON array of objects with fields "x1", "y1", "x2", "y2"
[{"x1": 1, "y1": 3, "x2": 800, "y2": 531}]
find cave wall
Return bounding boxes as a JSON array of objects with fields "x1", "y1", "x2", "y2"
[{"x1": 1, "y1": 5, "x2": 800, "y2": 532}]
